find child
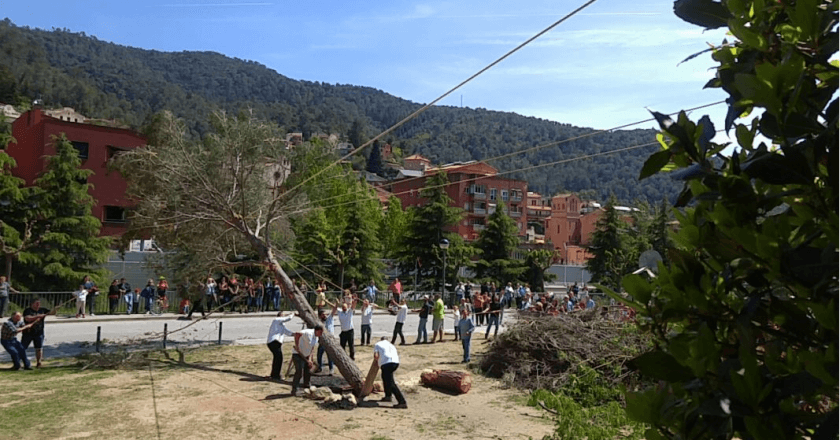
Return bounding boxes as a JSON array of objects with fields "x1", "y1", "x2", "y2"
[{"x1": 179, "y1": 298, "x2": 190, "y2": 315}]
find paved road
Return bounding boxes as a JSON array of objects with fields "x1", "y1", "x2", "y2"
[{"x1": 1, "y1": 308, "x2": 513, "y2": 362}]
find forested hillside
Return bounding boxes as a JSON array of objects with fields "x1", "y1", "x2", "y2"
[{"x1": 0, "y1": 19, "x2": 678, "y2": 203}]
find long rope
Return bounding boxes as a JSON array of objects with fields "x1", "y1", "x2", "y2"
[{"x1": 280, "y1": 0, "x2": 600, "y2": 200}]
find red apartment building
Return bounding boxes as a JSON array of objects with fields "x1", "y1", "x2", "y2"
[
  {"x1": 5, "y1": 107, "x2": 147, "y2": 237},
  {"x1": 388, "y1": 161, "x2": 528, "y2": 241}
]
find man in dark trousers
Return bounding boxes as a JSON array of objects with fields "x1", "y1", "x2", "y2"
[
  {"x1": 374, "y1": 337, "x2": 407, "y2": 408},
  {"x1": 266, "y1": 312, "x2": 294, "y2": 380},
  {"x1": 21, "y1": 298, "x2": 55, "y2": 368},
  {"x1": 291, "y1": 325, "x2": 323, "y2": 396}
]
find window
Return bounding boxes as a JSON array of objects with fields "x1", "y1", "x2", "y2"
[
  {"x1": 71, "y1": 141, "x2": 89, "y2": 159},
  {"x1": 490, "y1": 188, "x2": 497, "y2": 201},
  {"x1": 501, "y1": 190, "x2": 508, "y2": 201},
  {"x1": 104, "y1": 206, "x2": 126, "y2": 223}
]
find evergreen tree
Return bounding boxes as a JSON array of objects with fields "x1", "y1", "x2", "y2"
[
  {"x1": 395, "y1": 171, "x2": 472, "y2": 291},
  {"x1": 17, "y1": 134, "x2": 110, "y2": 290},
  {"x1": 0, "y1": 149, "x2": 33, "y2": 282},
  {"x1": 647, "y1": 197, "x2": 671, "y2": 268},
  {"x1": 292, "y1": 208, "x2": 336, "y2": 283},
  {"x1": 474, "y1": 202, "x2": 525, "y2": 284},
  {"x1": 585, "y1": 196, "x2": 627, "y2": 291},
  {"x1": 339, "y1": 181, "x2": 383, "y2": 287},
  {"x1": 380, "y1": 195, "x2": 407, "y2": 259},
  {"x1": 366, "y1": 141, "x2": 383, "y2": 175},
  {"x1": 347, "y1": 118, "x2": 367, "y2": 149}
]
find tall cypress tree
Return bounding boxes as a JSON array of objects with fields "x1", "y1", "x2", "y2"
[
  {"x1": 340, "y1": 181, "x2": 383, "y2": 286},
  {"x1": 366, "y1": 141, "x2": 383, "y2": 175},
  {"x1": 474, "y1": 202, "x2": 524, "y2": 283},
  {"x1": 17, "y1": 134, "x2": 110, "y2": 290},
  {"x1": 585, "y1": 196, "x2": 627, "y2": 290}
]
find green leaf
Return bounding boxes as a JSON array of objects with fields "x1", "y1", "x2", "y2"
[
  {"x1": 630, "y1": 351, "x2": 696, "y2": 382},
  {"x1": 622, "y1": 274, "x2": 654, "y2": 305},
  {"x1": 640, "y1": 150, "x2": 672, "y2": 180},
  {"x1": 729, "y1": 18, "x2": 768, "y2": 50},
  {"x1": 673, "y1": 0, "x2": 729, "y2": 29}
]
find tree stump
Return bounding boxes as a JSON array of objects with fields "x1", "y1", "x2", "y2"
[{"x1": 420, "y1": 369, "x2": 472, "y2": 394}]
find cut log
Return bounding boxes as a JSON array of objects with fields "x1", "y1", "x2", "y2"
[
  {"x1": 420, "y1": 369, "x2": 472, "y2": 394},
  {"x1": 360, "y1": 357, "x2": 380, "y2": 397}
]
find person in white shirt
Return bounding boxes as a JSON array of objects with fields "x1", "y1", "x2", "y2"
[
  {"x1": 360, "y1": 299, "x2": 380, "y2": 346},
  {"x1": 266, "y1": 312, "x2": 295, "y2": 380},
  {"x1": 291, "y1": 325, "x2": 323, "y2": 396},
  {"x1": 337, "y1": 297, "x2": 357, "y2": 360},
  {"x1": 74, "y1": 285, "x2": 88, "y2": 319},
  {"x1": 390, "y1": 298, "x2": 408, "y2": 345},
  {"x1": 374, "y1": 337, "x2": 407, "y2": 408}
]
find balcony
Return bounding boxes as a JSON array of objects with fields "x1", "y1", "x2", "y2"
[
  {"x1": 473, "y1": 208, "x2": 486, "y2": 215},
  {"x1": 472, "y1": 224, "x2": 485, "y2": 231},
  {"x1": 510, "y1": 211, "x2": 522, "y2": 218},
  {"x1": 473, "y1": 192, "x2": 486, "y2": 200}
]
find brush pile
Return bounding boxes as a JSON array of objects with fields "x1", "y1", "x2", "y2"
[{"x1": 479, "y1": 309, "x2": 651, "y2": 396}]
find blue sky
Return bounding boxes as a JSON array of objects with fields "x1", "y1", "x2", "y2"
[{"x1": 3, "y1": 0, "x2": 731, "y2": 132}]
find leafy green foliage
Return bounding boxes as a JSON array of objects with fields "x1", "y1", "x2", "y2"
[
  {"x1": 380, "y1": 195, "x2": 407, "y2": 259},
  {"x1": 474, "y1": 202, "x2": 525, "y2": 284},
  {"x1": 525, "y1": 249, "x2": 556, "y2": 292},
  {"x1": 621, "y1": 1, "x2": 838, "y2": 438},
  {"x1": 394, "y1": 172, "x2": 473, "y2": 290},
  {"x1": 530, "y1": 388, "x2": 646, "y2": 440}
]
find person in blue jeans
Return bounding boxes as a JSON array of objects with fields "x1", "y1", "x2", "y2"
[
  {"x1": 316, "y1": 307, "x2": 336, "y2": 375},
  {"x1": 1, "y1": 312, "x2": 32, "y2": 370},
  {"x1": 483, "y1": 294, "x2": 502, "y2": 339},
  {"x1": 457, "y1": 308, "x2": 475, "y2": 363},
  {"x1": 412, "y1": 295, "x2": 433, "y2": 344}
]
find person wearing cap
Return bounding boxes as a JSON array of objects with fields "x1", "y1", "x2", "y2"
[{"x1": 412, "y1": 295, "x2": 433, "y2": 344}]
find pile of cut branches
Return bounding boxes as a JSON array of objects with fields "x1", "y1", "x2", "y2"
[{"x1": 479, "y1": 310, "x2": 651, "y2": 400}]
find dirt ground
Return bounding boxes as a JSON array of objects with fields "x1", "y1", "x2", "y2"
[{"x1": 54, "y1": 336, "x2": 554, "y2": 440}]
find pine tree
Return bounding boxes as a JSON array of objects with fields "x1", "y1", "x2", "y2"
[
  {"x1": 0, "y1": 149, "x2": 32, "y2": 282},
  {"x1": 395, "y1": 171, "x2": 472, "y2": 291},
  {"x1": 647, "y1": 197, "x2": 670, "y2": 267},
  {"x1": 366, "y1": 141, "x2": 383, "y2": 175},
  {"x1": 474, "y1": 202, "x2": 525, "y2": 284},
  {"x1": 585, "y1": 196, "x2": 626, "y2": 290},
  {"x1": 340, "y1": 181, "x2": 383, "y2": 286},
  {"x1": 380, "y1": 195, "x2": 407, "y2": 259},
  {"x1": 18, "y1": 134, "x2": 111, "y2": 290}
]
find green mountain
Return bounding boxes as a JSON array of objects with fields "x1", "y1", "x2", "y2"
[{"x1": 0, "y1": 19, "x2": 677, "y2": 203}]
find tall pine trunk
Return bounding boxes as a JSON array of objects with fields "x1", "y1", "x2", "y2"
[{"x1": 243, "y1": 229, "x2": 365, "y2": 394}]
